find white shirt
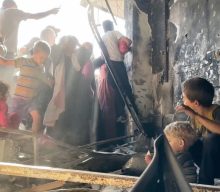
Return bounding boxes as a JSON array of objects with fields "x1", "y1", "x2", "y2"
[{"x1": 102, "y1": 30, "x2": 123, "y2": 62}]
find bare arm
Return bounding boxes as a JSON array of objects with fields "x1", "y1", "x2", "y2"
[
  {"x1": 176, "y1": 105, "x2": 220, "y2": 134},
  {"x1": 0, "y1": 57, "x2": 15, "y2": 66},
  {"x1": 26, "y1": 8, "x2": 59, "y2": 20},
  {"x1": 195, "y1": 114, "x2": 220, "y2": 134}
]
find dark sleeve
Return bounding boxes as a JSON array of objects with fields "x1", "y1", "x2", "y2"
[
  {"x1": 212, "y1": 106, "x2": 220, "y2": 122},
  {"x1": 92, "y1": 56, "x2": 105, "y2": 69},
  {"x1": 176, "y1": 152, "x2": 198, "y2": 183}
]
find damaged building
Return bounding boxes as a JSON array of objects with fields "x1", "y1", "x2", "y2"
[{"x1": 0, "y1": 0, "x2": 219, "y2": 191}]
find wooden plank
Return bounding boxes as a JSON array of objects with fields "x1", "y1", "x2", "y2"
[
  {"x1": 0, "y1": 127, "x2": 33, "y2": 137},
  {"x1": 19, "y1": 181, "x2": 65, "y2": 192},
  {"x1": 0, "y1": 162, "x2": 137, "y2": 188},
  {"x1": 0, "y1": 163, "x2": 219, "y2": 191}
]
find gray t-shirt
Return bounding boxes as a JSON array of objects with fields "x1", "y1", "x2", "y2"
[{"x1": 2, "y1": 8, "x2": 30, "y2": 54}]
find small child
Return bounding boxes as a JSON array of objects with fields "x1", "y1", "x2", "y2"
[
  {"x1": 0, "y1": 40, "x2": 52, "y2": 133},
  {"x1": 0, "y1": 81, "x2": 19, "y2": 129},
  {"x1": 145, "y1": 121, "x2": 198, "y2": 183}
]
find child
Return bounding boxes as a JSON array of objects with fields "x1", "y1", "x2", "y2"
[
  {"x1": 0, "y1": 81, "x2": 9, "y2": 128},
  {"x1": 0, "y1": 40, "x2": 53, "y2": 134},
  {"x1": 0, "y1": 81, "x2": 19, "y2": 129},
  {"x1": 176, "y1": 77, "x2": 220, "y2": 184},
  {"x1": 145, "y1": 121, "x2": 198, "y2": 183}
]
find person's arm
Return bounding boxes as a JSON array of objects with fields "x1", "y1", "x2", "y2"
[
  {"x1": 195, "y1": 114, "x2": 220, "y2": 134},
  {"x1": 0, "y1": 57, "x2": 15, "y2": 66},
  {"x1": 176, "y1": 105, "x2": 220, "y2": 134},
  {"x1": 24, "y1": 8, "x2": 59, "y2": 20}
]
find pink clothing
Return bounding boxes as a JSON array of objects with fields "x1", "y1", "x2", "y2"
[
  {"x1": 98, "y1": 64, "x2": 117, "y2": 139},
  {"x1": 0, "y1": 100, "x2": 9, "y2": 128},
  {"x1": 81, "y1": 61, "x2": 93, "y2": 80},
  {"x1": 0, "y1": 99, "x2": 19, "y2": 129},
  {"x1": 118, "y1": 38, "x2": 131, "y2": 55}
]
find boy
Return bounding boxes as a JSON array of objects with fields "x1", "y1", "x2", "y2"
[
  {"x1": 163, "y1": 121, "x2": 198, "y2": 183},
  {"x1": 0, "y1": 40, "x2": 53, "y2": 134},
  {"x1": 176, "y1": 77, "x2": 220, "y2": 184},
  {"x1": 145, "y1": 121, "x2": 198, "y2": 183}
]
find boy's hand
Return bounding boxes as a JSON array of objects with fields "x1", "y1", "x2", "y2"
[
  {"x1": 49, "y1": 8, "x2": 60, "y2": 15},
  {"x1": 175, "y1": 104, "x2": 198, "y2": 118},
  {"x1": 145, "y1": 150, "x2": 152, "y2": 165}
]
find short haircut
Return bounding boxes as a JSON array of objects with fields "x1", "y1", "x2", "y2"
[
  {"x1": 102, "y1": 20, "x2": 114, "y2": 32},
  {"x1": 0, "y1": 81, "x2": 8, "y2": 100},
  {"x1": 164, "y1": 121, "x2": 197, "y2": 150},
  {"x1": 2, "y1": 0, "x2": 16, "y2": 9},
  {"x1": 183, "y1": 77, "x2": 214, "y2": 107},
  {"x1": 33, "y1": 40, "x2": 51, "y2": 56}
]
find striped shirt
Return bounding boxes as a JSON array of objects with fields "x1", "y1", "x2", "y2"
[{"x1": 14, "y1": 57, "x2": 48, "y2": 99}]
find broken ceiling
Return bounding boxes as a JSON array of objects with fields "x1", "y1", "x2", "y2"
[{"x1": 80, "y1": 0, "x2": 124, "y2": 18}]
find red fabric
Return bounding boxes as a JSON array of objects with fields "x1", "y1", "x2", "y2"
[
  {"x1": 98, "y1": 64, "x2": 117, "y2": 139},
  {"x1": 0, "y1": 100, "x2": 9, "y2": 128},
  {"x1": 118, "y1": 38, "x2": 130, "y2": 55},
  {"x1": 8, "y1": 113, "x2": 20, "y2": 129},
  {"x1": 81, "y1": 61, "x2": 93, "y2": 80},
  {"x1": 0, "y1": 100, "x2": 19, "y2": 129}
]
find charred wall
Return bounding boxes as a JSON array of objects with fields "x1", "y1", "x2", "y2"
[
  {"x1": 124, "y1": 0, "x2": 220, "y2": 128},
  {"x1": 170, "y1": 0, "x2": 220, "y2": 105},
  {"x1": 125, "y1": 0, "x2": 173, "y2": 129}
]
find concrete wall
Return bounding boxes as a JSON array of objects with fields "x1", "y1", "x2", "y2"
[
  {"x1": 125, "y1": 0, "x2": 220, "y2": 129},
  {"x1": 125, "y1": 0, "x2": 173, "y2": 131},
  {"x1": 170, "y1": 0, "x2": 220, "y2": 105}
]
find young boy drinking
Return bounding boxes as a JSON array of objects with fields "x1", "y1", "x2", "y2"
[
  {"x1": 0, "y1": 40, "x2": 53, "y2": 134},
  {"x1": 176, "y1": 77, "x2": 220, "y2": 185}
]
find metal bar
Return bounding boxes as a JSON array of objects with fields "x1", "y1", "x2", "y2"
[
  {"x1": 104, "y1": 0, "x2": 117, "y2": 25},
  {"x1": 0, "y1": 162, "x2": 137, "y2": 188}
]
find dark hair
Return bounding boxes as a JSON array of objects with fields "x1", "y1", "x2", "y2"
[
  {"x1": 59, "y1": 35, "x2": 79, "y2": 48},
  {"x1": 0, "y1": 81, "x2": 8, "y2": 100},
  {"x1": 183, "y1": 77, "x2": 214, "y2": 107},
  {"x1": 77, "y1": 46, "x2": 92, "y2": 67},
  {"x1": 2, "y1": 0, "x2": 16, "y2": 9},
  {"x1": 33, "y1": 40, "x2": 51, "y2": 55},
  {"x1": 102, "y1": 20, "x2": 114, "y2": 32}
]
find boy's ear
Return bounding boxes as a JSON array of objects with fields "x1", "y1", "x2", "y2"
[
  {"x1": 179, "y1": 139, "x2": 185, "y2": 149},
  {"x1": 194, "y1": 100, "x2": 200, "y2": 106}
]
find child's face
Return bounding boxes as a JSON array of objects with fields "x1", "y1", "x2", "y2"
[
  {"x1": 34, "y1": 51, "x2": 49, "y2": 65},
  {"x1": 166, "y1": 134, "x2": 184, "y2": 153},
  {"x1": 182, "y1": 92, "x2": 196, "y2": 110}
]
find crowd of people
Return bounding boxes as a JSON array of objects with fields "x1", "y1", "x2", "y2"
[
  {"x1": 0, "y1": 0, "x2": 219, "y2": 187},
  {"x1": 0, "y1": 0, "x2": 133, "y2": 146}
]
